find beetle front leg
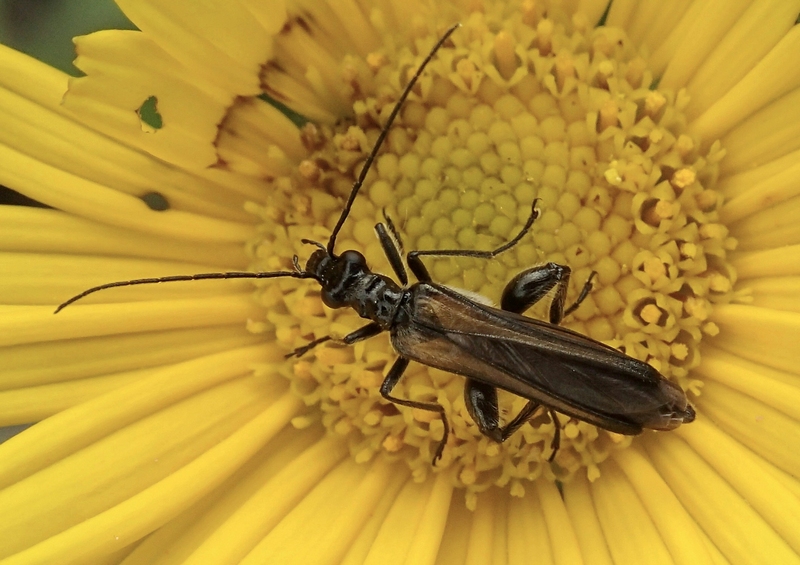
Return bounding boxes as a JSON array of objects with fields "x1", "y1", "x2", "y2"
[
  {"x1": 286, "y1": 321, "x2": 383, "y2": 358},
  {"x1": 375, "y1": 217, "x2": 408, "y2": 286},
  {"x1": 380, "y1": 356, "x2": 449, "y2": 463},
  {"x1": 406, "y1": 199, "x2": 540, "y2": 282}
]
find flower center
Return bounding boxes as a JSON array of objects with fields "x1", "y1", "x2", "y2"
[{"x1": 250, "y1": 11, "x2": 735, "y2": 499}]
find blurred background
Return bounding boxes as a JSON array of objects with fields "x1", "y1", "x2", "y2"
[{"x1": 0, "y1": 0, "x2": 134, "y2": 75}]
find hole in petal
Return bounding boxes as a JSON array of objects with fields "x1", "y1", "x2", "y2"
[
  {"x1": 141, "y1": 191, "x2": 169, "y2": 211},
  {"x1": 137, "y1": 95, "x2": 162, "y2": 131}
]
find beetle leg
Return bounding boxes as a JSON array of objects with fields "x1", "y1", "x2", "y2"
[
  {"x1": 464, "y1": 379, "x2": 543, "y2": 442},
  {"x1": 286, "y1": 321, "x2": 383, "y2": 359},
  {"x1": 502, "y1": 399, "x2": 543, "y2": 441},
  {"x1": 501, "y1": 262, "x2": 570, "y2": 322},
  {"x1": 501, "y1": 264, "x2": 597, "y2": 324},
  {"x1": 563, "y1": 271, "x2": 597, "y2": 318},
  {"x1": 464, "y1": 379, "x2": 502, "y2": 442},
  {"x1": 375, "y1": 219, "x2": 408, "y2": 286},
  {"x1": 286, "y1": 335, "x2": 332, "y2": 359},
  {"x1": 380, "y1": 356, "x2": 449, "y2": 463},
  {"x1": 406, "y1": 199, "x2": 540, "y2": 282},
  {"x1": 548, "y1": 410, "x2": 561, "y2": 462}
]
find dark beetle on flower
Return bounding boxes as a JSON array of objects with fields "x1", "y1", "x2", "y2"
[{"x1": 56, "y1": 23, "x2": 695, "y2": 463}]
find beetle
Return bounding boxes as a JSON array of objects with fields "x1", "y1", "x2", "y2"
[{"x1": 56, "y1": 23, "x2": 695, "y2": 463}]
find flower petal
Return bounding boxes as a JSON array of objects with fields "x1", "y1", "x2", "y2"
[
  {"x1": 242, "y1": 457, "x2": 405, "y2": 565},
  {"x1": 535, "y1": 481, "x2": 584, "y2": 565},
  {"x1": 361, "y1": 471, "x2": 450, "y2": 565},
  {"x1": 115, "y1": 426, "x2": 328, "y2": 563},
  {"x1": 745, "y1": 277, "x2": 800, "y2": 312},
  {"x1": 0, "y1": 142, "x2": 254, "y2": 242},
  {"x1": 563, "y1": 474, "x2": 613, "y2": 565},
  {"x1": 0, "y1": 345, "x2": 276, "y2": 487},
  {"x1": 656, "y1": 0, "x2": 750, "y2": 91},
  {"x1": 732, "y1": 244, "x2": 800, "y2": 278},
  {"x1": 508, "y1": 491, "x2": 557, "y2": 565},
  {"x1": 645, "y1": 434, "x2": 800, "y2": 565},
  {"x1": 116, "y1": 0, "x2": 283, "y2": 93},
  {"x1": 187, "y1": 435, "x2": 352, "y2": 565},
  {"x1": 718, "y1": 88, "x2": 800, "y2": 176},
  {"x1": 1, "y1": 251, "x2": 253, "y2": 306},
  {"x1": 0, "y1": 326, "x2": 262, "y2": 424},
  {"x1": 0, "y1": 206, "x2": 248, "y2": 268},
  {"x1": 0, "y1": 379, "x2": 301, "y2": 564},
  {"x1": 720, "y1": 153, "x2": 800, "y2": 226},
  {"x1": 683, "y1": 1, "x2": 800, "y2": 120},
  {"x1": 614, "y1": 447, "x2": 717, "y2": 565},
  {"x1": 0, "y1": 296, "x2": 260, "y2": 347},
  {"x1": 696, "y1": 379, "x2": 799, "y2": 476},
  {"x1": 676, "y1": 419, "x2": 800, "y2": 554},
  {"x1": 698, "y1": 345, "x2": 800, "y2": 420},
  {"x1": 590, "y1": 460, "x2": 673, "y2": 565},
  {"x1": 711, "y1": 304, "x2": 800, "y2": 373}
]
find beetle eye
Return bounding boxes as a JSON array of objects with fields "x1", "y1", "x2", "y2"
[{"x1": 340, "y1": 250, "x2": 366, "y2": 265}]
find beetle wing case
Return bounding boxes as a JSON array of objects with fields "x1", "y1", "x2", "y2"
[{"x1": 391, "y1": 283, "x2": 691, "y2": 435}]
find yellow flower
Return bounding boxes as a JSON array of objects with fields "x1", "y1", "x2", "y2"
[{"x1": 1, "y1": 0, "x2": 799, "y2": 563}]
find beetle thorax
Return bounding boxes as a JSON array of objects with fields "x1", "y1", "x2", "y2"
[{"x1": 306, "y1": 248, "x2": 405, "y2": 327}]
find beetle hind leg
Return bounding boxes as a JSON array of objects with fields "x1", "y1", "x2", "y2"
[
  {"x1": 547, "y1": 410, "x2": 561, "y2": 462},
  {"x1": 465, "y1": 379, "x2": 543, "y2": 443},
  {"x1": 501, "y1": 263, "x2": 597, "y2": 324}
]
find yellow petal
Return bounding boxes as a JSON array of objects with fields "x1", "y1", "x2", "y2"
[
  {"x1": 0, "y1": 345, "x2": 274, "y2": 487},
  {"x1": 535, "y1": 480, "x2": 584, "y2": 565},
  {"x1": 116, "y1": 425, "x2": 323, "y2": 563},
  {"x1": 508, "y1": 490, "x2": 558, "y2": 565},
  {"x1": 684, "y1": 1, "x2": 800, "y2": 120},
  {"x1": 614, "y1": 447, "x2": 716, "y2": 565},
  {"x1": 0, "y1": 142, "x2": 253, "y2": 242},
  {"x1": 696, "y1": 380, "x2": 799, "y2": 476},
  {"x1": 2, "y1": 325, "x2": 258, "y2": 390},
  {"x1": 0, "y1": 296, "x2": 260, "y2": 347},
  {"x1": 676, "y1": 419, "x2": 800, "y2": 554},
  {"x1": 732, "y1": 244, "x2": 800, "y2": 278},
  {"x1": 698, "y1": 345, "x2": 800, "y2": 418},
  {"x1": 462, "y1": 492, "x2": 497, "y2": 565},
  {"x1": 362, "y1": 471, "x2": 449, "y2": 565},
  {"x1": 590, "y1": 460, "x2": 673, "y2": 565},
  {"x1": 0, "y1": 326, "x2": 263, "y2": 424},
  {"x1": 185, "y1": 435, "x2": 351, "y2": 565},
  {"x1": 711, "y1": 304, "x2": 800, "y2": 373},
  {"x1": 340, "y1": 463, "x2": 411, "y2": 565},
  {"x1": 403, "y1": 471, "x2": 455, "y2": 565},
  {"x1": 727, "y1": 196, "x2": 800, "y2": 250},
  {"x1": 719, "y1": 88, "x2": 800, "y2": 176},
  {"x1": 0, "y1": 251, "x2": 252, "y2": 306},
  {"x1": 241, "y1": 456, "x2": 403, "y2": 565},
  {"x1": 563, "y1": 474, "x2": 613, "y2": 565},
  {"x1": 0, "y1": 206, "x2": 248, "y2": 268},
  {"x1": 720, "y1": 155, "x2": 800, "y2": 225},
  {"x1": 0, "y1": 385, "x2": 301, "y2": 564},
  {"x1": 645, "y1": 434, "x2": 800, "y2": 565},
  {"x1": 116, "y1": 0, "x2": 281, "y2": 93},
  {"x1": 657, "y1": 0, "x2": 750, "y2": 91},
  {"x1": 745, "y1": 277, "x2": 800, "y2": 312}
]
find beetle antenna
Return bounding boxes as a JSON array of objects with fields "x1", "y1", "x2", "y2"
[
  {"x1": 54, "y1": 270, "x2": 313, "y2": 313},
  {"x1": 326, "y1": 22, "x2": 461, "y2": 255}
]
